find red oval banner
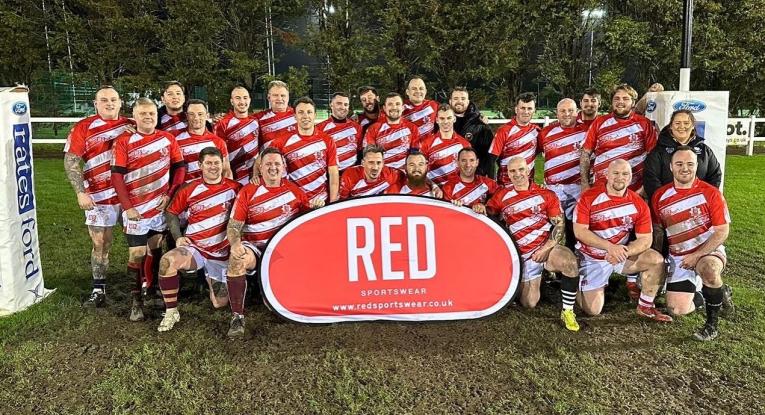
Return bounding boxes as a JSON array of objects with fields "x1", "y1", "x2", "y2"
[{"x1": 260, "y1": 195, "x2": 521, "y2": 323}]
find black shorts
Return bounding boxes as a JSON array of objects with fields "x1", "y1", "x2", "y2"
[{"x1": 125, "y1": 229, "x2": 165, "y2": 247}]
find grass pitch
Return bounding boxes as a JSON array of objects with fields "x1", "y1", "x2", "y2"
[{"x1": 1, "y1": 154, "x2": 764, "y2": 414}]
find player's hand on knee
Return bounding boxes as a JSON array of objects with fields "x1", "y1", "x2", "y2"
[
  {"x1": 680, "y1": 252, "x2": 700, "y2": 270},
  {"x1": 231, "y1": 242, "x2": 247, "y2": 259},
  {"x1": 176, "y1": 237, "x2": 191, "y2": 247}
]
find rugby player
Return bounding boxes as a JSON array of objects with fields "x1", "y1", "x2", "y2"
[
  {"x1": 573, "y1": 159, "x2": 672, "y2": 322},
  {"x1": 64, "y1": 86, "x2": 133, "y2": 307},
  {"x1": 339, "y1": 145, "x2": 406, "y2": 198},
  {"x1": 254, "y1": 80, "x2": 297, "y2": 150},
  {"x1": 364, "y1": 92, "x2": 420, "y2": 170},
  {"x1": 111, "y1": 98, "x2": 186, "y2": 321},
  {"x1": 353, "y1": 85, "x2": 385, "y2": 136},
  {"x1": 157, "y1": 147, "x2": 241, "y2": 332},
  {"x1": 316, "y1": 92, "x2": 363, "y2": 172},
  {"x1": 225, "y1": 147, "x2": 322, "y2": 337},
  {"x1": 442, "y1": 148, "x2": 499, "y2": 215},
  {"x1": 385, "y1": 151, "x2": 443, "y2": 197},
  {"x1": 485, "y1": 157, "x2": 581, "y2": 331},
  {"x1": 651, "y1": 146, "x2": 733, "y2": 340},
  {"x1": 449, "y1": 87, "x2": 495, "y2": 177},
  {"x1": 418, "y1": 104, "x2": 471, "y2": 187},
  {"x1": 176, "y1": 99, "x2": 232, "y2": 182},
  {"x1": 157, "y1": 81, "x2": 187, "y2": 133},
  {"x1": 214, "y1": 86, "x2": 260, "y2": 185},
  {"x1": 578, "y1": 88, "x2": 601, "y2": 129},
  {"x1": 402, "y1": 76, "x2": 439, "y2": 139},
  {"x1": 488, "y1": 92, "x2": 540, "y2": 186}
]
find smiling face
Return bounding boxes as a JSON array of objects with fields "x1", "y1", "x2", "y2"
[
  {"x1": 406, "y1": 78, "x2": 427, "y2": 105},
  {"x1": 384, "y1": 95, "x2": 403, "y2": 122},
  {"x1": 458, "y1": 150, "x2": 478, "y2": 179},
  {"x1": 186, "y1": 103, "x2": 208, "y2": 133},
  {"x1": 580, "y1": 93, "x2": 600, "y2": 118},
  {"x1": 506, "y1": 157, "x2": 530, "y2": 189},
  {"x1": 133, "y1": 103, "x2": 157, "y2": 133},
  {"x1": 405, "y1": 153, "x2": 428, "y2": 182},
  {"x1": 360, "y1": 90, "x2": 378, "y2": 113},
  {"x1": 200, "y1": 153, "x2": 223, "y2": 184},
  {"x1": 449, "y1": 90, "x2": 469, "y2": 115},
  {"x1": 259, "y1": 152, "x2": 285, "y2": 186},
  {"x1": 611, "y1": 90, "x2": 634, "y2": 117},
  {"x1": 94, "y1": 88, "x2": 121, "y2": 120},
  {"x1": 162, "y1": 84, "x2": 185, "y2": 113},
  {"x1": 556, "y1": 99, "x2": 577, "y2": 128},
  {"x1": 295, "y1": 102, "x2": 316, "y2": 132},
  {"x1": 514, "y1": 99, "x2": 535, "y2": 125},
  {"x1": 230, "y1": 87, "x2": 251, "y2": 117},
  {"x1": 268, "y1": 86, "x2": 289, "y2": 112},
  {"x1": 605, "y1": 159, "x2": 632, "y2": 194},
  {"x1": 670, "y1": 112, "x2": 695, "y2": 144},
  {"x1": 436, "y1": 108, "x2": 455, "y2": 134},
  {"x1": 330, "y1": 95, "x2": 350, "y2": 120},
  {"x1": 670, "y1": 149, "x2": 698, "y2": 186}
]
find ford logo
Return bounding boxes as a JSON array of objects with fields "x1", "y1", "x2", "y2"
[
  {"x1": 12, "y1": 101, "x2": 27, "y2": 115},
  {"x1": 646, "y1": 100, "x2": 657, "y2": 113},
  {"x1": 673, "y1": 100, "x2": 707, "y2": 112}
]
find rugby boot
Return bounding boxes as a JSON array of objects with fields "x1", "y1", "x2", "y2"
[
  {"x1": 560, "y1": 309, "x2": 580, "y2": 332},
  {"x1": 83, "y1": 290, "x2": 106, "y2": 308},
  {"x1": 157, "y1": 308, "x2": 181, "y2": 332},
  {"x1": 636, "y1": 304, "x2": 673, "y2": 322},
  {"x1": 693, "y1": 323, "x2": 719, "y2": 341},
  {"x1": 227, "y1": 314, "x2": 245, "y2": 338}
]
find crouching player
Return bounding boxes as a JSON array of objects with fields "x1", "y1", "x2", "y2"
[
  {"x1": 485, "y1": 157, "x2": 581, "y2": 331},
  {"x1": 652, "y1": 146, "x2": 732, "y2": 340},
  {"x1": 157, "y1": 147, "x2": 241, "y2": 332},
  {"x1": 573, "y1": 159, "x2": 671, "y2": 322},
  {"x1": 224, "y1": 147, "x2": 323, "y2": 337}
]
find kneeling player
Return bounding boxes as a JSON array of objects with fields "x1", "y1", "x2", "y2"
[
  {"x1": 652, "y1": 146, "x2": 732, "y2": 340},
  {"x1": 225, "y1": 147, "x2": 322, "y2": 337},
  {"x1": 157, "y1": 147, "x2": 241, "y2": 332},
  {"x1": 486, "y1": 157, "x2": 581, "y2": 331},
  {"x1": 386, "y1": 151, "x2": 442, "y2": 197},
  {"x1": 573, "y1": 160, "x2": 671, "y2": 322}
]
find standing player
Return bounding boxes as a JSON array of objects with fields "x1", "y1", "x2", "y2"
[
  {"x1": 419, "y1": 104, "x2": 471, "y2": 186},
  {"x1": 254, "y1": 80, "x2": 296, "y2": 150},
  {"x1": 339, "y1": 145, "x2": 406, "y2": 198},
  {"x1": 353, "y1": 85, "x2": 385, "y2": 136},
  {"x1": 385, "y1": 152, "x2": 441, "y2": 197},
  {"x1": 578, "y1": 88, "x2": 601, "y2": 129},
  {"x1": 175, "y1": 99, "x2": 232, "y2": 182},
  {"x1": 579, "y1": 83, "x2": 658, "y2": 196},
  {"x1": 364, "y1": 93, "x2": 420, "y2": 170},
  {"x1": 402, "y1": 77, "x2": 439, "y2": 139},
  {"x1": 573, "y1": 159, "x2": 671, "y2": 321},
  {"x1": 214, "y1": 86, "x2": 260, "y2": 185},
  {"x1": 316, "y1": 92, "x2": 363, "y2": 172},
  {"x1": 225, "y1": 147, "x2": 322, "y2": 337},
  {"x1": 488, "y1": 92, "x2": 540, "y2": 186},
  {"x1": 156, "y1": 147, "x2": 241, "y2": 332},
  {"x1": 111, "y1": 98, "x2": 186, "y2": 321},
  {"x1": 652, "y1": 146, "x2": 733, "y2": 340},
  {"x1": 485, "y1": 157, "x2": 581, "y2": 331},
  {"x1": 157, "y1": 81, "x2": 187, "y2": 134},
  {"x1": 538, "y1": 98, "x2": 589, "y2": 249},
  {"x1": 442, "y1": 148, "x2": 499, "y2": 215},
  {"x1": 64, "y1": 86, "x2": 134, "y2": 306},
  {"x1": 263, "y1": 97, "x2": 339, "y2": 203},
  {"x1": 449, "y1": 87, "x2": 495, "y2": 177}
]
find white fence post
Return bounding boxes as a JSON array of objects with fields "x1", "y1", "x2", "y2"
[{"x1": 747, "y1": 115, "x2": 755, "y2": 156}]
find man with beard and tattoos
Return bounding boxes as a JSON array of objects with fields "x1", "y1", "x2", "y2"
[{"x1": 64, "y1": 86, "x2": 134, "y2": 307}]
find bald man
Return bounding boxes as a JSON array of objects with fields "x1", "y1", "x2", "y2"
[{"x1": 573, "y1": 159, "x2": 671, "y2": 321}]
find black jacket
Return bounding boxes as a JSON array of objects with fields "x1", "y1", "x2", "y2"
[
  {"x1": 644, "y1": 126, "x2": 722, "y2": 200},
  {"x1": 453, "y1": 102, "x2": 495, "y2": 177}
]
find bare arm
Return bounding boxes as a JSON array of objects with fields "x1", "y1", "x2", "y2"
[
  {"x1": 626, "y1": 232, "x2": 652, "y2": 257},
  {"x1": 227, "y1": 218, "x2": 245, "y2": 246},
  {"x1": 166, "y1": 211, "x2": 184, "y2": 242},
  {"x1": 64, "y1": 153, "x2": 86, "y2": 193},
  {"x1": 579, "y1": 149, "x2": 593, "y2": 191},
  {"x1": 223, "y1": 159, "x2": 233, "y2": 180},
  {"x1": 328, "y1": 166, "x2": 340, "y2": 202}
]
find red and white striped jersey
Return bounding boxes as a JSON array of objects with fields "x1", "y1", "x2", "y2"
[
  {"x1": 339, "y1": 166, "x2": 405, "y2": 199},
  {"x1": 487, "y1": 183, "x2": 562, "y2": 259},
  {"x1": 489, "y1": 119, "x2": 540, "y2": 186},
  {"x1": 269, "y1": 130, "x2": 338, "y2": 202},
  {"x1": 254, "y1": 108, "x2": 297, "y2": 150},
  {"x1": 167, "y1": 178, "x2": 241, "y2": 260},
  {"x1": 419, "y1": 131, "x2": 471, "y2": 186},
  {"x1": 64, "y1": 115, "x2": 133, "y2": 205},
  {"x1": 354, "y1": 112, "x2": 386, "y2": 136},
  {"x1": 231, "y1": 181, "x2": 309, "y2": 249},
  {"x1": 403, "y1": 100, "x2": 438, "y2": 139},
  {"x1": 111, "y1": 130, "x2": 184, "y2": 219},
  {"x1": 539, "y1": 121, "x2": 588, "y2": 185},
  {"x1": 158, "y1": 110, "x2": 187, "y2": 134},
  {"x1": 576, "y1": 113, "x2": 596, "y2": 130},
  {"x1": 574, "y1": 185, "x2": 652, "y2": 260},
  {"x1": 173, "y1": 129, "x2": 229, "y2": 182},
  {"x1": 442, "y1": 175, "x2": 499, "y2": 207},
  {"x1": 385, "y1": 179, "x2": 433, "y2": 196},
  {"x1": 364, "y1": 120, "x2": 420, "y2": 170},
  {"x1": 214, "y1": 112, "x2": 260, "y2": 185},
  {"x1": 651, "y1": 179, "x2": 730, "y2": 257},
  {"x1": 582, "y1": 112, "x2": 658, "y2": 191},
  {"x1": 316, "y1": 117, "x2": 363, "y2": 171}
]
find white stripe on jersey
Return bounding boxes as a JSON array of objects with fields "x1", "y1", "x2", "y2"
[
  {"x1": 286, "y1": 141, "x2": 327, "y2": 160},
  {"x1": 508, "y1": 215, "x2": 543, "y2": 234},
  {"x1": 90, "y1": 187, "x2": 117, "y2": 203},
  {"x1": 263, "y1": 117, "x2": 295, "y2": 133},
  {"x1": 459, "y1": 184, "x2": 490, "y2": 205},
  {"x1": 252, "y1": 190, "x2": 297, "y2": 213},
  {"x1": 672, "y1": 228, "x2": 714, "y2": 253},
  {"x1": 289, "y1": 160, "x2": 324, "y2": 181},
  {"x1": 186, "y1": 211, "x2": 229, "y2": 235},
  {"x1": 84, "y1": 151, "x2": 113, "y2": 172},
  {"x1": 544, "y1": 150, "x2": 579, "y2": 171},
  {"x1": 602, "y1": 123, "x2": 644, "y2": 140},
  {"x1": 546, "y1": 166, "x2": 579, "y2": 183},
  {"x1": 131, "y1": 175, "x2": 169, "y2": 200},
  {"x1": 243, "y1": 212, "x2": 291, "y2": 233},
  {"x1": 352, "y1": 180, "x2": 390, "y2": 196},
  {"x1": 377, "y1": 128, "x2": 411, "y2": 146},
  {"x1": 509, "y1": 195, "x2": 546, "y2": 214},
  {"x1": 124, "y1": 157, "x2": 169, "y2": 183},
  {"x1": 592, "y1": 204, "x2": 639, "y2": 222},
  {"x1": 301, "y1": 174, "x2": 328, "y2": 192}
]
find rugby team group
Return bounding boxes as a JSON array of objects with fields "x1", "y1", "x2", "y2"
[{"x1": 63, "y1": 78, "x2": 732, "y2": 340}]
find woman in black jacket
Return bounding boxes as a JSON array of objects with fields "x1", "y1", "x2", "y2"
[{"x1": 644, "y1": 109, "x2": 722, "y2": 200}]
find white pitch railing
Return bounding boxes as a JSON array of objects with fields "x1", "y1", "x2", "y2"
[{"x1": 30, "y1": 116, "x2": 765, "y2": 155}]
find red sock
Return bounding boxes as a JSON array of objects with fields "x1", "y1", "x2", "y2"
[
  {"x1": 143, "y1": 251, "x2": 156, "y2": 289},
  {"x1": 128, "y1": 263, "x2": 142, "y2": 296},
  {"x1": 227, "y1": 275, "x2": 247, "y2": 315},
  {"x1": 159, "y1": 273, "x2": 180, "y2": 309}
]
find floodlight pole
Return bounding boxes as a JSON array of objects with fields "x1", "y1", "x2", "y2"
[{"x1": 679, "y1": 0, "x2": 693, "y2": 91}]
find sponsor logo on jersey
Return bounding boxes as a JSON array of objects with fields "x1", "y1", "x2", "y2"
[{"x1": 673, "y1": 100, "x2": 707, "y2": 113}]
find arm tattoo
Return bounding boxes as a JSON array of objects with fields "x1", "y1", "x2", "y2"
[
  {"x1": 166, "y1": 212, "x2": 183, "y2": 241},
  {"x1": 64, "y1": 153, "x2": 86, "y2": 193},
  {"x1": 652, "y1": 225, "x2": 665, "y2": 253},
  {"x1": 579, "y1": 150, "x2": 592, "y2": 185},
  {"x1": 227, "y1": 218, "x2": 245, "y2": 245},
  {"x1": 550, "y1": 215, "x2": 565, "y2": 245}
]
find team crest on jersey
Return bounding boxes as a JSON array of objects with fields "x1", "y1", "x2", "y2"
[
  {"x1": 160, "y1": 147, "x2": 169, "y2": 157},
  {"x1": 689, "y1": 206, "x2": 702, "y2": 219},
  {"x1": 620, "y1": 215, "x2": 634, "y2": 231},
  {"x1": 281, "y1": 204, "x2": 292, "y2": 215},
  {"x1": 314, "y1": 149, "x2": 326, "y2": 165}
]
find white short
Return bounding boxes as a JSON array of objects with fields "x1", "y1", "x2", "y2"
[
  {"x1": 85, "y1": 204, "x2": 121, "y2": 227},
  {"x1": 578, "y1": 254, "x2": 626, "y2": 292},
  {"x1": 522, "y1": 258, "x2": 544, "y2": 282},
  {"x1": 122, "y1": 213, "x2": 166, "y2": 236},
  {"x1": 180, "y1": 245, "x2": 229, "y2": 282},
  {"x1": 666, "y1": 246, "x2": 727, "y2": 286},
  {"x1": 546, "y1": 183, "x2": 581, "y2": 220}
]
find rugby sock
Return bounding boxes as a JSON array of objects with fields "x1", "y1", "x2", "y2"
[
  {"x1": 92, "y1": 279, "x2": 106, "y2": 293},
  {"x1": 638, "y1": 293, "x2": 655, "y2": 308},
  {"x1": 626, "y1": 274, "x2": 638, "y2": 284},
  {"x1": 560, "y1": 276, "x2": 579, "y2": 311},
  {"x1": 91, "y1": 254, "x2": 108, "y2": 293},
  {"x1": 159, "y1": 273, "x2": 180, "y2": 309},
  {"x1": 127, "y1": 263, "x2": 142, "y2": 296},
  {"x1": 142, "y1": 249, "x2": 162, "y2": 289},
  {"x1": 227, "y1": 275, "x2": 247, "y2": 316},
  {"x1": 702, "y1": 285, "x2": 723, "y2": 327}
]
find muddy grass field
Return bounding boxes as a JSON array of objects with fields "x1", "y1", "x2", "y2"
[{"x1": 1, "y1": 156, "x2": 764, "y2": 414}]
